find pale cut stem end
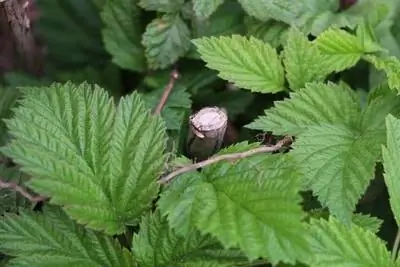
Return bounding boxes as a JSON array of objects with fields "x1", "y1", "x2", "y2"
[{"x1": 186, "y1": 107, "x2": 228, "y2": 161}]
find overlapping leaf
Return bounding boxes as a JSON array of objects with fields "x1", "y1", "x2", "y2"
[
  {"x1": 142, "y1": 14, "x2": 191, "y2": 69},
  {"x1": 0, "y1": 87, "x2": 20, "y2": 146},
  {"x1": 138, "y1": 0, "x2": 185, "y2": 13},
  {"x1": 193, "y1": 0, "x2": 225, "y2": 19},
  {"x1": 314, "y1": 28, "x2": 382, "y2": 73},
  {"x1": 282, "y1": 28, "x2": 331, "y2": 90},
  {"x1": 245, "y1": 18, "x2": 288, "y2": 48},
  {"x1": 1, "y1": 82, "x2": 167, "y2": 234},
  {"x1": 292, "y1": 124, "x2": 380, "y2": 223},
  {"x1": 308, "y1": 217, "x2": 395, "y2": 266},
  {"x1": 158, "y1": 143, "x2": 308, "y2": 265},
  {"x1": 36, "y1": 0, "x2": 108, "y2": 68},
  {"x1": 0, "y1": 206, "x2": 135, "y2": 267},
  {"x1": 364, "y1": 55, "x2": 400, "y2": 93},
  {"x1": 101, "y1": 0, "x2": 145, "y2": 71},
  {"x1": 237, "y1": 0, "x2": 306, "y2": 24},
  {"x1": 246, "y1": 82, "x2": 360, "y2": 135},
  {"x1": 132, "y1": 210, "x2": 245, "y2": 266},
  {"x1": 247, "y1": 82, "x2": 400, "y2": 223},
  {"x1": 382, "y1": 115, "x2": 400, "y2": 227},
  {"x1": 193, "y1": 35, "x2": 285, "y2": 93}
]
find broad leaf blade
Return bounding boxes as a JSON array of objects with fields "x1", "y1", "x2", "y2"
[
  {"x1": 142, "y1": 14, "x2": 191, "y2": 69},
  {"x1": 292, "y1": 124, "x2": 380, "y2": 223},
  {"x1": 282, "y1": 27, "x2": 331, "y2": 90},
  {"x1": 308, "y1": 217, "x2": 394, "y2": 267},
  {"x1": 1, "y1": 82, "x2": 167, "y2": 234},
  {"x1": 246, "y1": 82, "x2": 360, "y2": 135},
  {"x1": 132, "y1": 210, "x2": 245, "y2": 266},
  {"x1": 382, "y1": 115, "x2": 400, "y2": 227},
  {"x1": 0, "y1": 206, "x2": 135, "y2": 267},
  {"x1": 364, "y1": 55, "x2": 400, "y2": 93},
  {"x1": 193, "y1": 35, "x2": 285, "y2": 93},
  {"x1": 109, "y1": 93, "x2": 166, "y2": 226},
  {"x1": 159, "y1": 144, "x2": 308, "y2": 265},
  {"x1": 101, "y1": 0, "x2": 145, "y2": 71}
]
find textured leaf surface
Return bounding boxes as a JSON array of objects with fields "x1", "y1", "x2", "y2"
[
  {"x1": 132, "y1": 210, "x2": 245, "y2": 266},
  {"x1": 101, "y1": 0, "x2": 145, "y2": 71},
  {"x1": 193, "y1": 35, "x2": 285, "y2": 93},
  {"x1": 245, "y1": 18, "x2": 288, "y2": 48},
  {"x1": 292, "y1": 124, "x2": 380, "y2": 223},
  {"x1": 246, "y1": 82, "x2": 360, "y2": 135},
  {"x1": 0, "y1": 206, "x2": 135, "y2": 267},
  {"x1": 193, "y1": 0, "x2": 225, "y2": 19},
  {"x1": 237, "y1": 0, "x2": 306, "y2": 24},
  {"x1": 364, "y1": 55, "x2": 400, "y2": 93},
  {"x1": 314, "y1": 28, "x2": 381, "y2": 72},
  {"x1": 0, "y1": 166, "x2": 30, "y2": 214},
  {"x1": 351, "y1": 214, "x2": 383, "y2": 234},
  {"x1": 308, "y1": 217, "x2": 394, "y2": 267},
  {"x1": 382, "y1": 115, "x2": 400, "y2": 227},
  {"x1": 138, "y1": 0, "x2": 184, "y2": 13},
  {"x1": 282, "y1": 27, "x2": 331, "y2": 90},
  {"x1": 142, "y1": 14, "x2": 191, "y2": 69},
  {"x1": 1, "y1": 82, "x2": 167, "y2": 234},
  {"x1": 159, "y1": 144, "x2": 308, "y2": 265}
]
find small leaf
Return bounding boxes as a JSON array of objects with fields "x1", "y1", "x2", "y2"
[
  {"x1": 308, "y1": 217, "x2": 395, "y2": 267},
  {"x1": 282, "y1": 27, "x2": 331, "y2": 90},
  {"x1": 0, "y1": 206, "x2": 135, "y2": 267},
  {"x1": 138, "y1": 0, "x2": 185, "y2": 13},
  {"x1": 159, "y1": 144, "x2": 308, "y2": 265},
  {"x1": 132, "y1": 210, "x2": 245, "y2": 266},
  {"x1": 193, "y1": 0, "x2": 225, "y2": 19},
  {"x1": 101, "y1": 0, "x2": 145, "y2": 71},
  {"x1": 246, "y1": 82, "x2": 360, "y2": 135},
  {"x1": 382, "y1": 114, "x2": 400, "y2": 227},
  {"x1": 142, "y1": 14, "x2": 191, "y2": 69},
  {"x1": 364, "y1": 55, "x2": 400, "y2": 93},
  {"x1": 193, "y1": 35, "x2": 285, "y2": 93},
  {"x1": 314, "y1": 27, "x2": 382, "y2": 72},
  {"x1": 351, "y1": 213, "x2": 383, "y2": 234}
]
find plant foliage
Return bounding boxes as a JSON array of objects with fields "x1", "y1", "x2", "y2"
[{"x1": 2, "y1": 1, "x2": 400, "y2": 266}]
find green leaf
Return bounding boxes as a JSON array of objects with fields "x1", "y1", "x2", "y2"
[
  {"x1": 142, "y1": 14, "x2": 191, "y2": 69},
  {"x1": 282, "y1": 27, "x2": 331, "y2": 90},
  {"x1": 292, "y1": 124, "x2": 380, "y2": 223},
  {"x1": 351, "y1": 213, "x2": 383, "y2": 234},
  {"x1": 159, "y1": 144, "x2": 308, "y2": 265},
  {"x1": 138, "y1": 0, "x2": 185, "y2": 13},
  {"x1": 101, "y1": 0, "x2": 146, "y2": 71},
  {"x1": 245, "y1": 17, "x2": 288, "y2": 48},
  {"x1": 0, "y1": 206, "x2": 135, "y2": 267},
  {"x1": 132, "y1": 210, "x2": 245, "y2": 266},
  {"x1": 193, "y1": 35, "x2": 285, "y2": 93},
  {"x1": 382, "y1": 114, "x2": 400, "y2": 227},
  {"x1": 193, "y1": 0, "x2": 225, "y2": 19},
  {"x1": 308, "y1": 217, "x2": 394, "y2": 267},
  {"x1": 0, "y1": 87, "x2": 20, "y2": 146},
  {"x1": 314, "y1": 27, "x2": 382, "y2": 72},
  {"x1": 246, "y1": 82, "x2": 360, "y2": 135},
  {"x1": 237, "y1": 0, "x2": 306, "y2": 24},
  {"x1": 364, "y1": 55, "x2": 400, "y2": 93},
  {"x1": 36, "y1": 0, "x2": 108, "y2": 69},
  {"x1": 0, "y1": 166, "x2": 31, "y2": 214},
  {"x1": 1, "y1": 82, "x2": 167, "y2": 234},
  {"x1": 141, "y1": 84, "x2": 191, "y2": 130}
]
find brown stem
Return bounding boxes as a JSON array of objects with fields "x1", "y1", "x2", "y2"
[
  {"x1": 0, "y1": 179, "x2": 47, "y2": 203},
  {"x1": 152, "y1": 68, "x2": 179, "y2": 115},
  {"x1": 159, "y1": 136, "x2": 293, "y2": 184}
]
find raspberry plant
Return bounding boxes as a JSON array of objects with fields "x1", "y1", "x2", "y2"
[{"x1": 1, "y1": 0, "x2": 400, "y2": 266}]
